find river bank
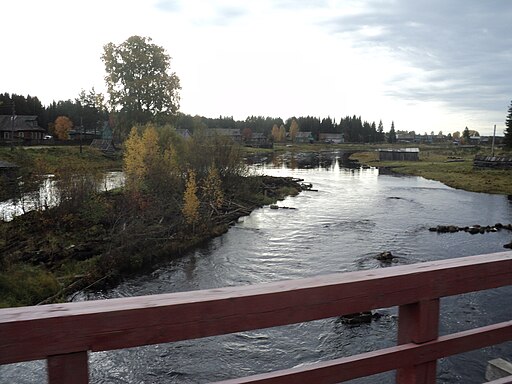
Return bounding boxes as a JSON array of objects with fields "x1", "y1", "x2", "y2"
[
  {"x1": 0, "y1": 174, "x2": 304, "y2": 308},
  {"x1": 349, "y1": 147, "x2": 512, "y2": 195}
]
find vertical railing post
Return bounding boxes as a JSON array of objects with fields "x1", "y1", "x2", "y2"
[
  {"x1": 397, "y1": 299, "x2": 440, "y2": 384},
  {"x1": 48, "y1": 351, "x2": 89, "y2": 384}
]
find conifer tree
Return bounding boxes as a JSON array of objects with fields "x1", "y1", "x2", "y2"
[
  {"x1": 505, "y1": 100, "x2": 512, "y2": 148},
  {"x1": 388, "y1": 121, "x2": 397, "y2": 143}
]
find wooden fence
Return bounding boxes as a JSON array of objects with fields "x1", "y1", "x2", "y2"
[{"x1": 1, "y1": 251, "x2": 511, "y2": 384}]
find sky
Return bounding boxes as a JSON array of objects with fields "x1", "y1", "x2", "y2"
[{"x1": 3, "y1": 0, "x2": 512, "y2": 136}]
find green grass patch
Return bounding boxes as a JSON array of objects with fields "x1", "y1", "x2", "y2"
[
  {"x1": 0, "y1": 264, "x2": 60, "y2": 308},
  {"x1": 352, "y1": 148, "x2": 512, "y2": 195}
]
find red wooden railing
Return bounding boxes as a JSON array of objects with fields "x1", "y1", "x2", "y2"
[{"x1": 1, "y1": 251, "x2": 511, "y2": 384}]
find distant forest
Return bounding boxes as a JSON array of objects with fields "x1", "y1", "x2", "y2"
[{"x1": 0, "y1": 92, "x2": 388, "y2": 143}]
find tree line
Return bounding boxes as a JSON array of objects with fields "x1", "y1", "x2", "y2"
[
  {"x1": 1, "y1": 90, "x2": 395, "y2": 143},
  {"x1": 2, "y1": 34, "x2": 511, "y2": 147}
]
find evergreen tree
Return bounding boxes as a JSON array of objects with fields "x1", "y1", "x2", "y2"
[
  {"x1": 505, "y1": 100, "x2": 512, "y2": 148},
  {"x1": 378, "y1": 120, "x2": 385, "y2": 142},
  {"x1": 463, "y1": 126, "x2": 470, "y2": 143},
  {"x1": 388, "y1": 121, "x2": 397, "y2": 143}
]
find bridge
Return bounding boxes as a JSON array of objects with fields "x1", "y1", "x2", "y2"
[{"x1": 1, "y1": 251, "x2": 511, "y2": 383}]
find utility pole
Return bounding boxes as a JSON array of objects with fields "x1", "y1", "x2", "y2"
[
  {"x1": 80, "y1": 116, "x2": 83, "y2": 154},
  {"x1": 10, "y1": 101, "x2": 15, "y2": 152},
  {"x1": 491, "y1": 124, "x2": 496, "y2": 157}
]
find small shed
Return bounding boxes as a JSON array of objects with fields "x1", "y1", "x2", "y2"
[
  {"x1": 294, "y1": 131, "x2": 314, "y2": 144},
  {"x1": 319, "y1": 133, "x2": 344, "y2": 144},
  {"x1": 378, "y1": 148, "x2": 419, "y2": 161}
]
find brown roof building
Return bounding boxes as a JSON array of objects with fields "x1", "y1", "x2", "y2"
[{"x1": 0, "y1": 115, "x2": 45, "y2": 142}]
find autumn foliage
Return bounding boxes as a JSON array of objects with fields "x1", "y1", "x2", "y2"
[
  {"x1": 54, "y1": 116, "x2": 73, "y2": 140},
  {"x1": 122, "y1": 124, "x2": 243, "y2": 230}
]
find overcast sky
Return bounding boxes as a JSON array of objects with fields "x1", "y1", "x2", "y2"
[{"x1": 3, "y1": 0, "x2": 511, "y2": 135}]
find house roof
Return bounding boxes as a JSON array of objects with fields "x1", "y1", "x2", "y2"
[
  {"x1": 295, "y1": 131, "x2": 313, "y2": 138},
  {"x1": 319, "y1": 133, "x2": 343, "y2": 139},
  {"x1": 378, "y1": 148, "x2": 419, "y2": 153},
  {"x1": 0, "y1": 115, "x2": 45, "y2": 132},
  {"x1": 0, "y1": 160, "x2": 18, "y2": 169}
]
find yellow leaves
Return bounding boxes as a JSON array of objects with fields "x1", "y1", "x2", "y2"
[
  {"x1": 202, "y1": 164, "x2": 224, "y2": 210},
  {"x1": 271, "y1": 124, "x2": 286, "y2": 142},
  {"x1": 279, "y1": 125, "x2": 286, "y2": 142},
  {"x1": 123, "y1": 127, "x2": 146, "y2": 191},
  {"x1": 182, "y1": 170, "x2": 200, "y2": 225},
  {"x1": 123, "y1": 125, "x2": 161, "y2": 192},
  {"x1": 54, "y1": 116, "x2": 73, "y2": 140},
  {"x1": 289, "y1": 119, "x2": 299, "y2": 142}
]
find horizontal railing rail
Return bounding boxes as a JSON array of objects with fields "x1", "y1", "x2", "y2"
[{"x1": 1, "y1": 251, "x2": 511, "y2": 384}]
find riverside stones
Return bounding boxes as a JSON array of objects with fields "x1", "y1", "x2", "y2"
[
  {"x1": 428, "y1": 223, "x2": 512, "y2": 249},
  {"x1": 429, "y1": 223, "x2": 512, "y2": 234}
]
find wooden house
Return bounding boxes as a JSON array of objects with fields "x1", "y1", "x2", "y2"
[
  {"x1": 293, "y1": 131, "x2": 314, "y2": 144},
  {"x1": 319, "y1": 133, "x2": 344, "y2": 144},
  {"x1": 378, "y1": 148, "x2": 419, "y2": 161},
  {"x1": 0, "y1": 115, "x2": 45, "y2": 143}
]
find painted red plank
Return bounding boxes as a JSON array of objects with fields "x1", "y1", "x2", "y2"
[
  {"x1": 397, "y1": 300, "x2": 440, "y2": 383},
  {"x1": 0, "y1": 252, "x2": 511, "y2": 365},
  {"x1": 212, "y1": 321, "x2": 512, "y2": 384},
  {"x1": 48, "y1": 351, "x2": 88, "y2": 384}
]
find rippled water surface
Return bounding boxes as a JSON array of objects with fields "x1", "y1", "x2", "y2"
[{"x1": 2, "y1": 152, "x2": 511, "y2": 383}]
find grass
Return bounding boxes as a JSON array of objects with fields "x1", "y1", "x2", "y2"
[
  {"x1": 0, "y1": 145, "x2": 122, "y2": 174},
  {"x1": 351, "y1": 146, "x2": 512, "y2": 195}
]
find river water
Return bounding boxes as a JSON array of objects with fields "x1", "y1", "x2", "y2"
[{"x1": 1, "y1": 151, "x2": 511, "y2": 383}]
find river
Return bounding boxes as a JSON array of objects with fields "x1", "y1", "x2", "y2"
[{"x1": 1, "y1": 151, "x2": 511, "y2": 383}]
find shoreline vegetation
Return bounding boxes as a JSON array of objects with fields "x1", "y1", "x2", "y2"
[
  {"x1": 346, "y1": 144, "x2": 512, "y2": 196},
  {"x1": 1, "y1": 141, "x2": 511, "y2": 308},
  {"x1": 0, "y1": 136, "x2": 307, "y2": 308}
]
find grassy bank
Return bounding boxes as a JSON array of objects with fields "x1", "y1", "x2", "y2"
[
  {"x1": 0, "y1": 146, "x2": 122, "y2": 173},
  {"x1": 350, "y1": 145, "x2": 512, "y2": 195},
  {"x1": 0, "y1": 175, "x2": 303, "y2": 308}
]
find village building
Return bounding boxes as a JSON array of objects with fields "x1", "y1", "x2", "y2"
[
  {"x1": 319, "y1": 133, "x2": 344, "y2": 144},
  {"x1": 378, "y1": 147, "x2": 420, "y2": 161},
  {"x1": 244, "y1": 132, "x2": 272, "y2": 148},
  {"x1": 0, "y1": 115, "x2": 45, "y2": 143},
  {"x1": 176, "y1": 129, "x2": 192, "y2": 140},
  {"x1": 206, "y1": 128, "x2": 242, "y2": 143},
  {"x1": 293, "y1": 131, "x2": 314, "y2": 144}
]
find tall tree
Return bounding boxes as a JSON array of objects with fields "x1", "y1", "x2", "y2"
[
  {"x1": 463, "y1": 126, "x2": 470, "y2": 143},
  {"x1": 505, "y1": 100, "x2": 512, "y2": 148},
  {"x1": 78, "y1": 88, "x2": 108, "y2": 134},
  {"x1": 388, "y1": 121, "x2": 397, "y2": 144},
  {"x1": 102, "y1": 35, "x2": 181, "y2": 133},
  {"x1": 289, "y1": 118, "x2": 299, "y2": 142},
  {"x1": 182, "y1": 170, "x2": 200, "y2": 227},
  {"x1": 54, "y1": 116, "x2": 73, "y2": 140}
]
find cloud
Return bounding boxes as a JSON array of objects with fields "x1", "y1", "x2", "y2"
[
  {"x1": 323, "y1": 0, "x2": 512, "y2": 114},
  {"x1": 155, "y1": 1, "x2": 248, "y2": 26},
  {"x1": 155, "y1": 0, "x2": 182, "y2": 12}
]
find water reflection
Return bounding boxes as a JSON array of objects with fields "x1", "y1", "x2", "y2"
[
  {"x1": 1, "y1": 154, "x2": 511, "y2": 383},
  {"x1": 0, "y1": 171, "x2": 124, "y2": 221}
]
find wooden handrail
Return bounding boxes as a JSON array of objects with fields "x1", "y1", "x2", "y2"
[{"x1": 1, "y1": 251, "x2": 511, "y2": 383}]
